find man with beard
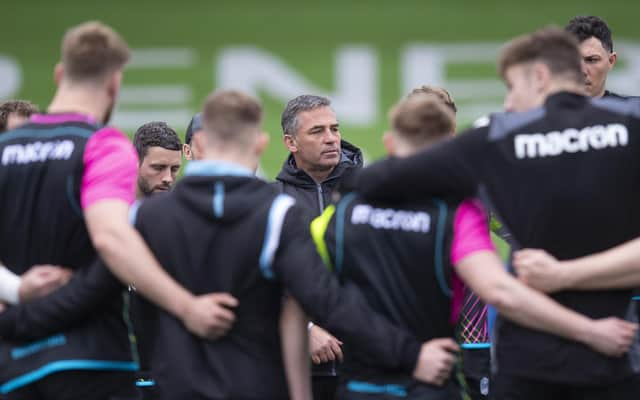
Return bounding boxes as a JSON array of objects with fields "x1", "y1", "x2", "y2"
[
  {"x1": 133, "y1": 121, "x2": 182, "y2": 197},
  {"x1": 0, "y1": 21, "x2": 236, "y2": 399}
]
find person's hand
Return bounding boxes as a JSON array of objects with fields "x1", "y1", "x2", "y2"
[
  {"x1": 0, "y1": 302, "x2": 5, "y2": 313},
  {"x1": 19, "y1": 265, "x2": 73, "y2": 303},
  {"x1": 412, "y1": 338, "x2": 459, "y2": 386},
  {"x1": 182, "y1": 293, "x2": 238, "y2": 340},
  {"x1": 309, "y1": 324, "x2": 343, "y2": 364},
  {"x1": 583, "y1": 317, "x2": 638, "y2": 357},
  {"x1": 513, "y1": 249, "x2": 565, "y2": 293}
]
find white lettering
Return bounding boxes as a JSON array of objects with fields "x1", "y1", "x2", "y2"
[
  {"x1": 514, "y1": 124, "x2": 629, "y2": 159},
  {"x1": 1, "y1": 140, "x2": 75, "y2": 166},
  {"x1": 351, "y1": 204, "x2": 431, "y2": 233}
]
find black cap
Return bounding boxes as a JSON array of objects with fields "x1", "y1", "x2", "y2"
[{"x1": 185, "y1": 113, "x2": 202, "y2": 145}]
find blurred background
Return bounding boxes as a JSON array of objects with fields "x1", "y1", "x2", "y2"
[{"x1": 2, "y1": 0, "x2": 639, "y2": 177}]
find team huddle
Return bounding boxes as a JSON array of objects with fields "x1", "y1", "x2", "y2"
[{"x1": 0, "y1": 14, "x2": 639, "y2": 400}]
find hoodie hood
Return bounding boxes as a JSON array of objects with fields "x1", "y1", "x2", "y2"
[
  {"x1": 275, "y1": 140, "x2": 363, "y2": 188},
  {"x1": 175, "y1": 160, "x2": 275, "y2": 223}
]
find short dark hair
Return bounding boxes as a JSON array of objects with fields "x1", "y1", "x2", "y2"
[
  {"x1": 0, "y1": 100, "x2": 38, "y2": 133},
  {"x1": 498, "y1": 27, "x2": 582, "y2": 84},
  {"x1": 390, "y1": 94, "x2": 455, "y2": 147},
  {"x1": 62, "y1": 21, "x2": 130, "y2": 82},
  {"x1": 565, "y1": 15, "x2": 613, "y2": 52},
  {"x1": 184, "y1": 113, "x2": 202, "y2": 145},
  {"x1": 133, "y1": 121, "x2": 182, "y2": 161},
  {"x1": 202, "y1": 90, "x2": 263, "y2": 145},
  {"x1": 408, "y1": 86, "x2": 457, "y2": 114},
  {"x1": 281, "y1": 95, "x2": 332, "y2": 136}
]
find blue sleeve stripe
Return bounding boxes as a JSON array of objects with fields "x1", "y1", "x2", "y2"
[
  {"x1": 1, "y1": 360, "x2": 139, "y2": 394},
  {"x1": 461, "y1": 342, "x2": 491, "y2": 349},
  {"x1": 259, "y1": 194, "x2": 295, "y2": 279},
  {"x1": 432, "y1": 198, "x2": 451, "y2": 297}
]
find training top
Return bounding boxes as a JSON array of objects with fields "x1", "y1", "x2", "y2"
[
  {"x1": 0, "y1": 113, "x2": 139, "y2": 395},
  {"x1": 311, "y1": 195, "x2": 494, "y2": 389},
  {"x1": 349, "y1": 92, "x2": 640, "y2": 385}
]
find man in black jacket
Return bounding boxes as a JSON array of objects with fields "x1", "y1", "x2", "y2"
[
  {"x1": 276, "y1": 94, "x2": 363, "y2": 217},
  {"x1": 275, "y1": 94, "x2": 363, "y2": 399}
]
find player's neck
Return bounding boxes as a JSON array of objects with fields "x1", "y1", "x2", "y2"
[
  {"x1": 201, "y1": 148, "x2": 258, "y2": 174},
  {"x1": 545, "y1": 80, "x2": 587, "y2": 98},
  {"x1": 48, "y1": 83, "x2": 110, "y2": 123}
]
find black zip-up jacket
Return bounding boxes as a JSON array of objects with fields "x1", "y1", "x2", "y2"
[
  {"x1": 275, "y1": 140, "x2": 363, "y2": 217},
  {"x1": 348, "y1": 92, "x2": 640, "y2": 385},
  {"x1": 274, "y1": 140, "x2": 363, "y2": 376}
]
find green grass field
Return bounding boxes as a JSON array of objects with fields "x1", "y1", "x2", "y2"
[{"x1": 2, "y1": 0, "x2": 639, "y2": 178}]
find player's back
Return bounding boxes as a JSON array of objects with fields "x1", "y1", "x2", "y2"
[
  {"x1": 471, "y1": 92, "x2": 640, "y2": 383},
  {"x1": 132, "y1": 164, "x2": 295, "y2": 400},
  {"x1": 314, "y1": 193, "x2": 461, "y2": 385},
  {"x1": 0, "y1": 114, "x2": 98, "y2": 272},
  {"x1": 0, "y1": 113, "x2": 138, "y2": 396}
]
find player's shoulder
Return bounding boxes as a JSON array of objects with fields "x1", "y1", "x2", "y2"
[
  {"x1": 591, "y1": 94, "x2": 640, "y2": 119},
  {"x1": 482, "y1": 108, "x2": 546, "y2": 141}
]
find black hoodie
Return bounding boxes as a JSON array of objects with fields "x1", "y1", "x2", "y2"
[
  {"x1": 129, "y1": 160, "x2": 420, "y2": 399},
  {"x1": 275, "y1": 140, "x2": 363, "y2": 218}
]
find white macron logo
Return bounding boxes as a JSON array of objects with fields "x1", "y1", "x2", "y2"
[
  {"x1": 351, "y1": 204, "x2": 431, "y2": 233},
  {"x1": 514, "y1": 124, "x2": 628, "y2": 159},
  {"x1": 2, "y1": 140, "x2": 75, "y2": 166}
]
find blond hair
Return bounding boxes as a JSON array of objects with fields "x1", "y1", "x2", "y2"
[
  {"x1": 61, "y1": 21, "x2": 130, "y2": 82},
  {"x1": 390, "y1": 94, "x2": 455, "y2": 147}
]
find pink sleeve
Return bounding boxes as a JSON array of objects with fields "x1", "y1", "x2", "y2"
[
  {"x1": 450, "y1": 199, "x2": 496, "y2": 265},
  {"x1": 81, "y1": 127, "x2": 139, "y2": 209}
]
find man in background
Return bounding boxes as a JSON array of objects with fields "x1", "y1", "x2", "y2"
[
  {"x1": 275, "y1": 94, "x2": 363, "y2": 400},
  {"x1": 0, "y1": 100, "x2": 38, "y2": 133},
  {"x1": 133, "y1": 121, "x2": 182, "y2": 197}
]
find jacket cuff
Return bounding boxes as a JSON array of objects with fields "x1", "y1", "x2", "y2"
[{"x1": 400, "y1": 339, "x2": 422, "y2": 374}]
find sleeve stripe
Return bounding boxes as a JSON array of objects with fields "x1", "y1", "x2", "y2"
[{"x1": 259, "y1": 194, "x2": 296, "y2": 279}]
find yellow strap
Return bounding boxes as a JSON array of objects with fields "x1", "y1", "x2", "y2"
[{"x1": 310, "y1": 205, "x2": 336, "y2": 271}]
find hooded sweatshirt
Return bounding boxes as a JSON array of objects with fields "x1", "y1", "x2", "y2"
[{"x1": 130, "y1": 160, "x2": 420, "y2": 400}]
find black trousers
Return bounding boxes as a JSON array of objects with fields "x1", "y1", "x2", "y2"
[
  {"x1": 492, "y1": 373, "x2": 640, "y2": 400},
  {"x1": 313, "y1": 375, "x2": 338, "y2": 400},
  {"x1": 5, "y1": 370, "x2": 140, "y2": 400}
]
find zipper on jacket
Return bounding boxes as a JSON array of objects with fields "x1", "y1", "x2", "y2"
[{"x1": 316, "y1": 183, "x2": 325, "y2": 213}]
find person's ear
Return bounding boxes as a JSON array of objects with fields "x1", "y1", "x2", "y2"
[
  {"x1": 54, "y1": 63, "x2": 64, "y2": 86},
  {"x1": 608, "y1": 51, "x2": 617, "y2": 71},
  {"x1": 383, "y1": 132, "x2": 396, "y2": 156},
  {"x1": 284, "y1": 134, "x2": 297, "y2": 153},
  {"x1": 255, "y1": 132, "x2": 270, "y2": 157}
]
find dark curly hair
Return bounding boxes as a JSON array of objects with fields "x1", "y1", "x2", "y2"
[{"x1": 133, "y1": 121, "x2": 182, "y2": 161}]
